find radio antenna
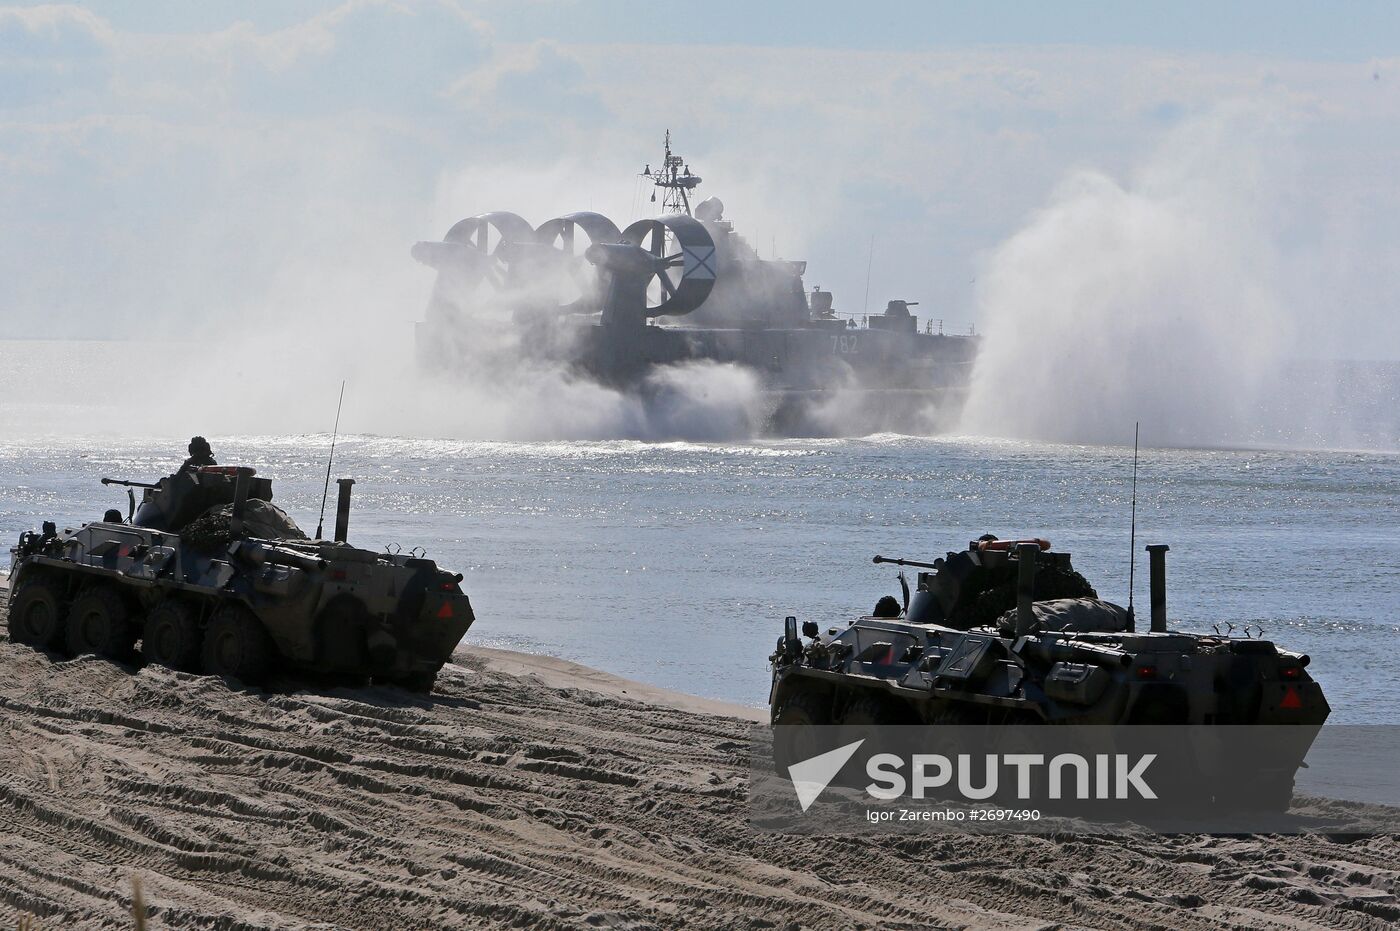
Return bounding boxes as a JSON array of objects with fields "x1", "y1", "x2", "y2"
[
  {"x1": 315, "y1": 380, "x2": 346, "y2": 540},
  {"x1": 1127, "y1": 421, "x2": 1140, "y2": 622},
  {"x1": 862, "y1": 234, "x2": 875, "y2": 314}
]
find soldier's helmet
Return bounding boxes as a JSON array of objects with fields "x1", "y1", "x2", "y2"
[{"x1": 189, "y1": 436, "x2": 211, "y2": 458}]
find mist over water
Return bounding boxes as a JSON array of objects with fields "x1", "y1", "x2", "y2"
[
  {"x1": 961, "y1": 106, "x2": 1400, "y2": 452},
  {"x1": 2, "y1": 105, "x2": 1394, "y2": 450},
  {"x1": 0, "y1": 183, "x2": 772, "y2": 443}
]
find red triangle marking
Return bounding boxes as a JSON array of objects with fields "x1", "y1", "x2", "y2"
[
  {"x1": 1280, "y1": 685, "x2": 1302, "y2": 710},
  {"x1": 435, "y1": 602, "x2": 454, "y2": 619}
]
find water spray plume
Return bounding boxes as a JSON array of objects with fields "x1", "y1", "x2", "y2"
[{"x1": 960, "y1": 104, "x2": 1342, "y2": 449}]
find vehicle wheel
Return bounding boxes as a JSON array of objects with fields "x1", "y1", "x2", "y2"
[
  {"x1": 389, "y1": 670, "x2": 437, "y2": 694},
  {"x1": 143, "y1": 600, "x2": 202, "y2": 672},
  {"x1": 841, "y1": 693, "x2": 902, "y2": 725},
  {"x1": 66, "y1": 586, "x2": 135, "y2": 660},
  {"x1": 202, "y1": 604, "x2": 273, "y2": 685},
  {"x1": 929, "y1": 703, "x2": 989, "y2": 725},
  {"x1": 773, "y1": 688, "x2": 831, "y2": 767},
  {"x1": 774, "y1": 688, "x2": 830, "y2": 726},
  {"x1": 9, "y1": 579, "x2": 67, "y2": 652},
  {"x1": 1216, "y1": 776, "x2": 1294, "y2": 814}
]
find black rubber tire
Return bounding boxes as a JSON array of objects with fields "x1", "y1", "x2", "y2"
[
  {"x1": 773, "y1": 688, "x2": 831, "y2": 770},
  {"x1": 66, "y1": 586, "x2": 135, "y2": 660},
  {"x1": 389, "y1": 670, "x2": 438, "y2": 694},
  {"x1": 774, "y1": 688, "x2": 831, "y2": 726},
  {"x1": 8, "y1": 579, "x2": 67, "y2": 651},
  {"x1": 928, "y1": 703, "x2": 989, "y2": 726},
  {"x1": 838, "y1": 694, "x2": 906, "y2": 767},
  {"x1": 201, "y1": 604, "x2": 273, "y2": 685},
  {"x1": 1216, "y1": 776, "x2": 1295, "y2": 814},
  {"x1": 841, "y1": 693, "x2": 901, "y2": 725},
  {"x1": 143, "y1": 600, "x2": 203, "y2": 672}
]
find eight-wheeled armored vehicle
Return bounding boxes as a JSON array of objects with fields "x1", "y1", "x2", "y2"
[
  {"x1": 770, "y1": 538, "x2": 1330, "y2": 806},
  {"x1": 6, "y1": 465, "x2": 473, "y2": 693}
]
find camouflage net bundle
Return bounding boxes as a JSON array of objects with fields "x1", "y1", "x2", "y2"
[
  {"x1": 180, "y1": 500, "x2": 308, "y2": 552},
  {"x1": 963, "y1": 565, "x2": 1099, "y2": 630}
]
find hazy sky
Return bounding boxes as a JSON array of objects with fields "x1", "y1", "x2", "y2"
[{"x1": 2, "y1": 1, "x2": 1397, "y2": 357}]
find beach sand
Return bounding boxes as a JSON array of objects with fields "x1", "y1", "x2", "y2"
[{"x1": 1, "y1": 598, "x2": 1398, "y2": 929}]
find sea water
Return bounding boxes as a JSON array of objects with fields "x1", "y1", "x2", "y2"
[{"x1": 3, "y1": 430, "x2": 1397, "y2": 721}]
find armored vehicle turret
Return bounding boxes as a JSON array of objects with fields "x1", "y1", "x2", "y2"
[
  {"x1": 7, "y1": 465, "x2": 473, "y2": 693},
  {"x1": 770, "y1": 538, "x2": 1330, "y2": 809}
]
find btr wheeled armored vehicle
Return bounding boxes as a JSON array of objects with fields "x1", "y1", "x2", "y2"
[
  {"x1": 770, "y1": 538, "x2": 1330, "y2": 809},
  {"x1": 6, "y1": 465, "x2": 473, "y2": 693}
]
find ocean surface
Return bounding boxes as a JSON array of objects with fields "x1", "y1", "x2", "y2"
[{"x1": 3, "y1": 432, "x2": 1398, "y2": 722}]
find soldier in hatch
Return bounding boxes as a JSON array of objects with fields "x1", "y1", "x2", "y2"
[
  {"x1": 181, "y1": 436, "x2": 216, "y2": 472},
  {"x1": 872, "y1": 595, "x2": 902, "y2": 618}
]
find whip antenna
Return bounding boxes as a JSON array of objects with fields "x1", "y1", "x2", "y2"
[
  {"x1": 1127, "y1": 421, "x2": 1140, "y2": 622},
  {"x1": 862, "y1": 234, "x2": 875, "y2": 314},
  {"x1": 315, "y1": 381, "x2": 346, "y2": 540}
]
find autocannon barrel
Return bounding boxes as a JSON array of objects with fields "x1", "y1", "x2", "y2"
[
  {"x1": 872, "y1": 555, "x2": 941, "y2": 570},
  {"x1": 1016, "y1": 636, "x2": 1132, "y2": 668},
  {"x1": 100, "y1": 477, "x2": 160, "y2": 490}
]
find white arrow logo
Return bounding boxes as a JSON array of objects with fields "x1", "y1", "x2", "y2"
[{"x1": 787, "y1": 739, "x2": 865, "y2": 811}]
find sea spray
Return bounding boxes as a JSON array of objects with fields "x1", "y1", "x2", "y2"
[{"x1": 960, "y1": 104, "x2": 1296, "y2": 448}]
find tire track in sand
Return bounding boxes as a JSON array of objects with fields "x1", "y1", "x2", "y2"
[{"x1": 0, "y1": 617, "x2": 1397, "y2": 930}]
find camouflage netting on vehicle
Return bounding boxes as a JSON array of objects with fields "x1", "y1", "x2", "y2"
[
  {"x1": 963, "y1": 564, "x2": 1098, "y2": 630},
  {"x1": 993, "y1": 596, "x2": 1130, "y2": 635},
  {"x1": 180, "y1": 500, "x2": 308, "y2": 552}
]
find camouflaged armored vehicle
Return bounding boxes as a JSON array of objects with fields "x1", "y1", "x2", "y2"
[
  {"x1": 771, "y1": 538, "x2": 1329, "y2": 730},
  {"x1": 6, "y1": 465, "x2": 473, "y2": 693}
]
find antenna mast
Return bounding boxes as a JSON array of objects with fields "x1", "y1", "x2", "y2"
[
  {"x1": 1128, "y1": 421, "x2": 1140, "y2": 621},
  {"x1": 863, "y1": 234, "x2": 875, "y2": 314},
  {"x1": 641, "y1": 129, "x2": 702, "y2": 215},
  {"x1": 315, "y1": 380, "x2": 346, "y2": 540}
]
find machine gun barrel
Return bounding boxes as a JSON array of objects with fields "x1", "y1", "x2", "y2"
[
  {"x1": 101, "y1": 477, "x2": 160, "y2": 490},
  {"x1": 1016, "y1": 636, "x2": 1132, "y2": 668},
  {"x1": 872, "y1": 555, "x2": 941, "y2": 570}
]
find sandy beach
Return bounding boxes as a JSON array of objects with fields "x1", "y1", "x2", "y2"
[{"x1": 1, "y1": 596, "x2": 1398, "y2": 930}]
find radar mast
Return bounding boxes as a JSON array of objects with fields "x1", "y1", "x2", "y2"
[{"x1": 641, "y1": 130, "x2": 702, "y2": 216}]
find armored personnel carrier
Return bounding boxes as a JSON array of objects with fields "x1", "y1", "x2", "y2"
[
  {"x1": 6, "y1": 465, "x2": 473, "y2": 693},
  {"x1": 412, "y1": 132, "x2": 978, "y2": 435},
  {"x1": 770, "y1": 538, "x2": 1330, "y2": 808}
]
